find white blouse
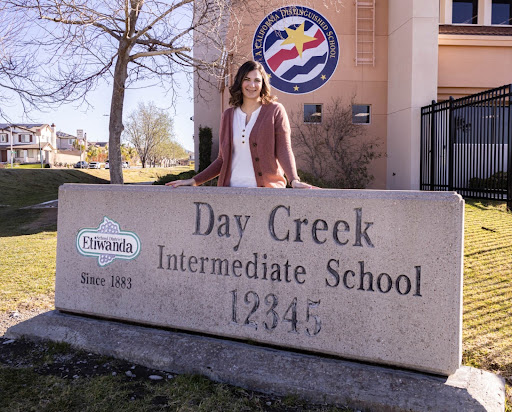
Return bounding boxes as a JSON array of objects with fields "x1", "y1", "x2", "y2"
[{"x1": 230, "y1": 106, "x2": 262, "y2": 188}]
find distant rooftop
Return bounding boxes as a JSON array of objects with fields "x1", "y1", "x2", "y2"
[
  {"x1": 56, "y1": 131, "x2": 77, "y2": 139},
  {"x1": 0, "y1": 123, "x2": 46, "y2": 129}
]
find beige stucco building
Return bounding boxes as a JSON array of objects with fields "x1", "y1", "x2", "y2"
[{"x1": 194, "y1": 0, "x2": 512, "y2": 190}]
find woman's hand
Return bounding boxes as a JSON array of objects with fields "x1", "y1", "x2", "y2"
[
  {"x1": 291, "y1": 179, "x2": 317, "y2": 189},
  {"x1": 165, "y1": 178, "x2": 197, "y2": 188}
]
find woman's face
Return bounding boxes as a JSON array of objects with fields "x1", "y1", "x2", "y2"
[{"x1": 241, "y1": 69, "x2": 263, "y2": 102}]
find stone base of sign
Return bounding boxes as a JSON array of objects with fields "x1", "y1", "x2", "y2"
[{"x1": 6, "y1": 311, "x2": 505, "y2": 412}]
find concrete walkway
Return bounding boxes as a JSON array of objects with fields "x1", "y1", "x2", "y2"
[
  {"x1": 22, "y1": 182, "x2": 155, "y2": 210},
  {"x1": 22, "y1": 200, "x2": 58, "y2": 209}
]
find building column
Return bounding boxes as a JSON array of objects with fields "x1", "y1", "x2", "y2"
[{"x1": 386, "y1": 1, "x2": 439, "y2": 190}]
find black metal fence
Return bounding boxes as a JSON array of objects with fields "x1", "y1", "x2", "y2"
[{"x1": 420, "y1": 84, "x2": 512, "y2": 210}]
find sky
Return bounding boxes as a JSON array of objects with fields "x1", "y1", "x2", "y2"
[
  {"x1": 1, "y1": 4, "x2": 196, "y2": 152},
  {"x1": 4, "y1": 71, "x2": 195, "y2": 152}
]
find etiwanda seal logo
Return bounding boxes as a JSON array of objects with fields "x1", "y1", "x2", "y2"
[
  {"x1": 76, "y1": 217, "x2": 141, "y2": 267},
  {"x1": 253, "y1": 6, "x2": 339, "y2": 94}
]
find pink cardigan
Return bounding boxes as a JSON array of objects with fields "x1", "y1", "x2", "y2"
[{"x1": 194, "y1": 102, "x2": 300, "y2": 188}]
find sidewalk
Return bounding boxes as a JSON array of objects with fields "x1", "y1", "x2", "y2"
[{"x1": 22, "y1": 182, "x2": 155, "y2": 210}]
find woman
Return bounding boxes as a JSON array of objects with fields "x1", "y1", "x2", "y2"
[{"x1": 166, "y1": 60, "x2": 312, "y2": 189}]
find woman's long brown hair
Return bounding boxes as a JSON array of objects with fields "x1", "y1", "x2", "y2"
[{"x1": 229, "y1": 61, "x2": 276, "y2": 107}]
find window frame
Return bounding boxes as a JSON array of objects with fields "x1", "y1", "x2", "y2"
[
  {"x1": 452, "y1": 0, "x2": 479, "y2": 24},
  {"x1": 303, "y1": 104, "x2": 323, "y2": 124},
  {"x1": 491, "y1": 0, "x2": 512, "y2": 25},
  {"x1": 0, "y1": 134, "x2": 7, "y2": 143},
  {"x1": 352, "y1": 104, "x2": 372, "y2": 125}
]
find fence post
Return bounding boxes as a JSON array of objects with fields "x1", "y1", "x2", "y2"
[
  {"x1": 448, "y1": 97, "x2": 455, "y2": 192},
  {"x1": 430, "y1": 100, "x2": 436, "y2": 191},
  {"x1": 508, "y1": 85, "x2": 512, "y2": 211}
]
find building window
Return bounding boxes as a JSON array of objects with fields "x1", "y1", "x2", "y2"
[
  {"x1": 452, "y1": 0, "x2": 479, "y2": 24},
  {"x1": 19, "y1": 134, "x2": 31, "y2": 143},
  {"x1": 0, "y1": 134, "x2": 7, "y2": 143},
  {"x1": 492, "y1": 0, "x2": 512, "y2": 24},
  {"x1": 68, "y1": 139, "x2": 74, "y2": 145},
  {"x1": 304, "y1": 104, "x2": 322, "y2": 123},
  {"x1": 352, "y1": 105, "x2": 371, "y2": 124}
]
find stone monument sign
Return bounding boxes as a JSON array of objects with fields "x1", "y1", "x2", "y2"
[{"x1": 55, "y1": 184, "x2": 464, "y2": 375}]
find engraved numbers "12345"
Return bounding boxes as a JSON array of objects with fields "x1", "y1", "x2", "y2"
[{"x1": 230, "y1": 290, "x2": 321, "y2": 336}]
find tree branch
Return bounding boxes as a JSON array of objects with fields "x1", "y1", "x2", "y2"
[
  {"x1": 132, "y1": 0, "x2": 194, "y2": 41},
  {"x1": 129, "y1": 46, "x2": 191, "y2": 60}
]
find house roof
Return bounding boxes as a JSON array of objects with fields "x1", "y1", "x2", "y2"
[
  {"x1": 56, "y1": 131, "x2": 77, "y2": 139},
  {"x1": 439, "y1": 25, "x2": 512, "y2": 36},
  {"x1": 89, "y1": 141, "x2": 108, "y2": 147},
  {"x1": 0, "y1": 124, "x2": 53, "y2": 136},
  {"x1": 0, "y1": 123, "x2": 46, "y2": 130},
  {"x1": 1, "y1": 143, "x2": 54, "y2": 150}
]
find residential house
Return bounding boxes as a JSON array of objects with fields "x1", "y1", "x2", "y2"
[
  {"x1": 56, "y1": 131, "x2": 81, "y2": 150},
  {"x1": 54, "y1": 130, "x2": 92, "y2": 166},
  {"x1": 0, "y1": 123, "x2": 57, "y2": 165}
]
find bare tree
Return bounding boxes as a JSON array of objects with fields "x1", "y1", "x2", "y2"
[
  {"x1": 0, "y1": 6, "x2": 43, "y2": 121},
  {"x1": 290, "y1": 98, "x2": 382, "y2": 189},
  {"x1": 124, "y1": 101, "x2": 175, "y2": 168},
  {"x1": 2, "y1": 0, "x2": 234, "y2": 183}
]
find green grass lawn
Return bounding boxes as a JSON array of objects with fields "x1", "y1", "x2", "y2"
[
  {"x1": 0, "y1": 230, "x2": 56, "y2": 312},
  {"x1": 0, "y1": 167, "x2": 192, "y2": 209},
  {"x1": 0, "y1": 183, "x2": 510, "y2": 409},
  {"x1": 462, "y1": 200, "x2": 512, "y2": 406},
  {"x1": 2, "y1": 163, "x2": 46, "y2": 169}
]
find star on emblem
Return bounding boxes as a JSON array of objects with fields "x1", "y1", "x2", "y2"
[
  {"x1": 321, "y1": 74, "x2": 326, "y2": 80},
  {"x1": 293, "y1": 85, "x2": 299, "y2": 92},
  {"x1": 281, "y1": 21, "x2": 317, "y2": 58}
]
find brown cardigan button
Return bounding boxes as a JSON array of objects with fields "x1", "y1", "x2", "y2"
[
  {"x1": 255, "y1": 157, "x2": 259, "y2": 161},
  {"x1": 258, "y1": 172, "x2": 262, "y2": 176},
  {"x1": 252, "y1": 142, "x2": 257, "y2": 147}
]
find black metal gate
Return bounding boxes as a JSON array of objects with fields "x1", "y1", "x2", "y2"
[{"x1": 420, "y1": 84, "x2": 512, "y2": 210}]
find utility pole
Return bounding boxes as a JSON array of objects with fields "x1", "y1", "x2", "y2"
[
  {"x1": 77, "y1": 129, "x2": 84, "y2": 168},
  {"x1": 39, "y1": 132, "x2": 43, "y2": 168},
  {"x1": 9, "y1": 125, "x2": 13, "y2": 168}
]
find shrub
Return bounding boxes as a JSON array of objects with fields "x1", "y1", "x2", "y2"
[
  {"x1": 153, "y1": 170, "x2": 197, "y2": 185},
  {"x1": 469, "y1": 171, "x2": 507, "y2": 190},
  {"x1": 198, "y1": 125, "x2": 213, "y2": 172},
  {"x1": 296, "y1": 170, "x2": 329, "y2": 188},
  {"x1": 153, "y1": 170, "x2": 219, "y2": 186}
]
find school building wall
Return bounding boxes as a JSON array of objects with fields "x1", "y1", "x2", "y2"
[{"x1": 193, "y1": 0, "x2": 511, "y2": 190}]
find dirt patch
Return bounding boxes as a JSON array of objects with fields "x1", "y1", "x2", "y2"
[
  {"x1": 0, "y1": 294, "x2": 55, "y2": 337},
  {"x1": 0, "y1": 307, "x2": 51, "y2": 337},
  {"x1": 0, "y1": 336, "x2": 175, "y2": 382},
  {"x1": 0, "y1": 336, "x2": 343, "y2": 411}
]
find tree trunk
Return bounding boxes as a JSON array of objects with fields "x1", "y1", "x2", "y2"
[{"x1": 108, "y1": 41, "x2": 132, "y2": 184}]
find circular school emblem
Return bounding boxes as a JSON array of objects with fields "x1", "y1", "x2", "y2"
[{"x1": 252, "y1": 6, "x2": 339, "y2": 95}]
